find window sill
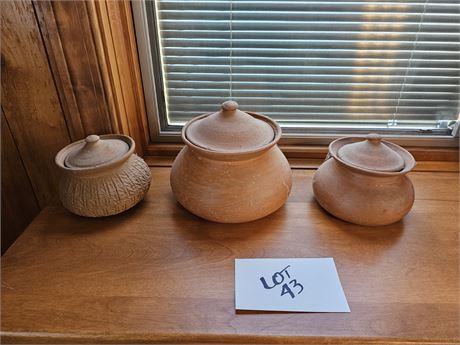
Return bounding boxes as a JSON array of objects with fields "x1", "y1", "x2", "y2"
[{"x1": 144, "y1": 142, "x2": 459, "y2": 172}]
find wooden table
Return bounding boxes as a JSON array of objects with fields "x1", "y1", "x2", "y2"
[{"x1": 1, "y1": 167, "x2": 458, "y2": 344}]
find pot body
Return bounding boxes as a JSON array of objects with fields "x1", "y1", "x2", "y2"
[
  {"x1": 312, "y1": 158, "x2": 414, "y2": 226},
  {"x1": 170, "y1": 146, "x2": 292, "y2": 223},
  {"x1": 59, "y1": 155, "x2": 151, "y2": 217}
]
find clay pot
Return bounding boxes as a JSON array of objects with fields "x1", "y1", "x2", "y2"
[
  {"x1": 312, "y1": 133, "x2": 416, "y2": 226},
  {"x1": 55, "y1": 134, "x2": 151, "y2": 217},
  {"x1": 170, "y1": 101, "x2": 292, "y2": 223}
]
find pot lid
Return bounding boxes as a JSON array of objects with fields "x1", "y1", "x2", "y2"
[
  {"x1": 337, "y1": 133, "x2": 405, "y2": 172},
  {"x1": 185, "y1": 101, "x2": 275, "y2": 152},
  {"x1": 64, "y1": 135, "x2": 129, "y2": 168}
]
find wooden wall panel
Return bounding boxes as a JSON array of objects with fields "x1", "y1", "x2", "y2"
[
  {"x1": 33, "y1": 0, "x2": 148, "y2": 150},
  {"x1": 1, "y1": 0, "x2": 71, "y2": 207},
  {"x1": 35, "y1": 0, "x2": 113, "y2": 137},
  {"x1": 1, "y1": 0, "x2": 149, "y2": 253},
  {"x1": 1, "y1": 110, "x2": 40, "y2": 254},
  {"x1": 33, "y1": 0, "x2": 85, "y2": 142}
]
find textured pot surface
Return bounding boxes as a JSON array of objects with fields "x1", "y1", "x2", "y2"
[
  {"x1": 171, "y1": 146, "x2": 292, "y2": 223},
  {"x1": 312, "y1": 134, "x2": 416, "y2": 226},
  {"x1": 170, "y1": 101, "x2": 292, "y2": 223},
  {"x1": 56, "y1": 134, "x2": 151, "y2": 217}
]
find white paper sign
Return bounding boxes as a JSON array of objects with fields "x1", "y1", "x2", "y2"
[{"x1": 235, "y1": 258, "x2": 350, "y2": 312}]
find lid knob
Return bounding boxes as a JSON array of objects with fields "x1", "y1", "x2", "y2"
[
  {"x1": 366, "y1": 133, "x2": 381, "y2": 143},
  {"x1": 85, "y1": 134, "x2": 100, "y2": 144},
  {"x1": 221, "y1": 100, "x2": 238, "y2": 112}
]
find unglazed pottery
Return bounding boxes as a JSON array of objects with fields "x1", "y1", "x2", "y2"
[
  {"x1": 312, "y1": 133, "x2": 416, "y2": 226},
  {"x1": 55, "y1": 134, "x2": 151, "y2": 217},
  {"x1": 170, "y1": 101, "x2": 292, "y2": 223}
]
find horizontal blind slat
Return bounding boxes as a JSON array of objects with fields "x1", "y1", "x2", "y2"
[
  {"x1": 162, "y1": 39, "x2": 459, "y2": 51},
  {"x1": 163, "y1": 48, "x2": 459, "y2": 59},
  {"x1": 166, "y1": 77, "x2": 460, "y2": 85},
  {"x1": 166, "y1": 81, "x2": 459, "y2": 92},
  {"x1": 162, "y1": 30, "x2": 460, "y2": 42},
  {"x1": 164, "y1": 56, "x2": 459, "y2": 68},
  {"x1": 167, "y1": 89, "x2": 459, "y2": 99},
  {"x1": 165, "y1": 65, "x2": 459, "y2": 77},
  {"x1": 168, "y1": 96, "x2": 459, "y2": 106},
  {"x1": 160, "y1": 1, "x2": 459, "y2": 11},
  {"x1": 160, "y1": 12, "x2": 458, "y2": 21},
  {"x1": 167, "y1": 112, "x2": 454, "y2": 121},
  {"x1": 160, "y1": 21, "x2": 459, "y2": 32},
  {"x1": 168, "y1": 103, "x2": 455, "y2": 112}
]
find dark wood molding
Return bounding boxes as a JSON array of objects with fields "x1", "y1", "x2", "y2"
[
  {"x1": 87, "y1": 0, "x2": 150, "y2": 156},
  {"x1": 33, "y1": 0, "x2": 113, "y2": 139},
  {"x1": 34, "y1": 0, "x2": 85, "y2": 141},
  {"x1": 146, "y1": 142, "x2": 459, "y2": 163},
  {"x1": 144, "y1": 155, "x2": 459, "y2": 172},
  {"x1": 33, "y1": 0, "x2": 150, "y2": 155}
]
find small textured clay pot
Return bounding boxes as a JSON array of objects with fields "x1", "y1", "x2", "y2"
[
  {"x1": 312, "y1": 133, "x2": 416, "y2": 226},
  {"x1": 55, "y1": 134, "x2": 151, "y2": 217},
  {"x1": 170, "y1": 101, "x2": 292, "y2": 223}
]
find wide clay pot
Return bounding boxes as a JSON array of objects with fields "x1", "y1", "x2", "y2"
[
  {"x1": 312, "y1": 133, "x2": 416, "y2": 226},
  {"x1": 170, "y1": 100, "x2": 292, "y2": 223},
  {"x1": 55, "y1": 134, "x2": 151, "y2": 217}
]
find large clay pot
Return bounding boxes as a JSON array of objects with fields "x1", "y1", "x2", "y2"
[
  {"x1": 313, "y1": 133, "x2": 416, "y2": 226},
  {"x1": 55, "y1": 134, "x2": 151, "y2": 217},
  {"x1": 170, "y1": 101, "x2": 292, "y2": 223}
]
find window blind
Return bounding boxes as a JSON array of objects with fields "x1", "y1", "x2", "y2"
[{"x1": 148, "y1": 0, "x2": 460, "y2": 131}]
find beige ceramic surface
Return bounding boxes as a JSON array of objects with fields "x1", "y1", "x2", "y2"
[
  {"x1": 185, "y1": 100, "x2": 274, "y2": 152},
  {"x1": 55, "y1": 134, "x2": 151, "y2": 217},
  {"x1": 171, "y1": 101, "x2": 292, "y2": 223},
  {"x1": 313, "y1": 133, "x2": 416, "y2": 226},
  {"x1": 337, "y1": 133, "x2": 405, "y2": 172},
  {"x1": 65, "y1": 135, "x2": 129, "y2": 168}
]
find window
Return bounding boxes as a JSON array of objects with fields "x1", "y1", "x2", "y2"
[{"x1": 133, "y1": 0, "x2": 460, "y2": 145}]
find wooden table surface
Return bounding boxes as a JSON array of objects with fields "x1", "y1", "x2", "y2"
[{"x1": 1, "y1": 167, "x2": 458, "y2": 344}]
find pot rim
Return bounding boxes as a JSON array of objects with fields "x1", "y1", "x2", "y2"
[
  {"x1": 182, "y1": 111, "x2": 282, "y2": 160},
  {"x1": 329, "y1": 136, "x2": 416, "y2": 176},
  {"x1": 55, "y1": 134, "x2": 135, "y2": 174}
]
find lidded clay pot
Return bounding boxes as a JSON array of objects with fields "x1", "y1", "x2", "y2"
[
  {"x1": 170, "y1": 101, "x2": 292, "y2": 223},
  {"x1": 312, "y1": 133, "x2": 416, "y2": 226},
  {"x1": 55, "y1": 134, "x2": 151, "y2": 217}
]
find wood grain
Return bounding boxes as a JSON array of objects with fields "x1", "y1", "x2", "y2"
[
  {"x1": 1, "y1": 0, "x2": 146, "y2": 253},
  {"x1": 48, "y1": 0, "x2": 112, "y2": 135},
  {"x1": 281, "y1": 145, "x2": 459, "y2": 162},
  {"x1": 145, "y1": 155, "x2": 459, "y2": 173},
  {"x1": 1, "y1": 110, "x2": 40, "y2": 254},
  {"x1": 1, "y1": 0, "x2": 71, "y2": 207},
  {"x1": 33, "y1": 0, "x2": 85, "y2": 141},
  {"x1": 1, "y1": 168, "x2": 458, "y2": 344},
  {"x1": 147, "y1": 142, "x2": 460, "y2": 163},
  {"x1": 88, "y1": 0, "x2": 150, "y2": 155}
]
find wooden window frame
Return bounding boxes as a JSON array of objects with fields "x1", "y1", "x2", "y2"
[
  {"x1": 87, "y1": 0, "x2": 150, "y2": 155},
  {"x1": 88, "y1": 0, "x2": 459, "y2": 162}
]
